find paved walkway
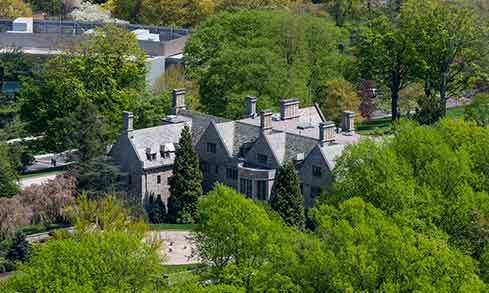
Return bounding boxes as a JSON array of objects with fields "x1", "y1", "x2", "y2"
[
  {"x1": 150, "y1": 230, "x2": 199, "y2": 265},
  {"x1": 19, "y1": 172, "x2": 63, "y2": 189}
]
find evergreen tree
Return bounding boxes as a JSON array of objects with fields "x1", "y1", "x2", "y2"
[
  {"x1": 270, "y1": 161, "x2": 305, "y2": 229},
  {"x1": 168, "y1": 125, "x2": 203, "y2": 223},
  {"x1": 6, "y1": 231, "x2": 30, "y2": 262},
  {"x1": 154, "y1": 194, "x2": 167, "y2": 223},
  {"x1": 0, "y1": 141, "x2": 18, "y2": 197}
]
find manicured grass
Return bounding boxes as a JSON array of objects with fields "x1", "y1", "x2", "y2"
[
  {"x1": 356, "y1": 117, "x2": 393, "y2": 135},
  {"x1": 446, "y1": 106, "x2": 465, "y2": 119},
  {"x1": 160, "y1": 263, "x2": 201, "y2": 274},
  {"x1": 19, "y1": 169, "x2": 66, "y2": 179},
  {"x1": 150, "y1": 223, "x2": 195, "y2": 231},
  {"x1": 19, "y1": 223, "x2": 70, "y2": 236}
]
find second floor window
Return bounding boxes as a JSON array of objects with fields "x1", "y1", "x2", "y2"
[
  {"x1": 257, "y1": 153, "x2": 268, "y2": 164},
  {"x1": 226, "y1": 168, "x2": 238, "y2": 180},
  {"x1": 157, "y1": 175, "x2": 161, "y2": 184},
  {"x1": 256, "y1": 180, "x2": 267, "y2": 201},
  {"x1": 207, "y1": 143, "x2": 216, "y2": 153},
  {"x1": 312, "y1": 166, "x2": 322, "y2": 177}
]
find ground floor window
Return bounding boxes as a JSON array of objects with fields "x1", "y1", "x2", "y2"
[
  {"x1": 240, "y1": 178, "x2": 252, "y2": 197},
  {"x1": 256, "y1": 180, "x2": 267, "y2": 201},
  {"x1": 311, "y1": 186, "x2": 321, "y2": 197}
]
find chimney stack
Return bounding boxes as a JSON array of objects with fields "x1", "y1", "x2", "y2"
[
  {"x1": 122, "y1": 111, "x2": 134, "y2": 134},
  {"x1": 280, "y1": 99, "x2": 300, "y2": 120},
  {"x1": 244, "y1": 96, "x2": 257, "y2": 118},
  {"x1": 341, "y1": 111, "x2": 355, "y2": 132},
  {"x1": 171, "y1": 88, "x2": 186, "y2": 114},
  {"x1": 319, "y1": 121, "x2": 336, "y2": 146},
  {"x1": 260, "y1": 109, "x2": 273, "y2": 133}
]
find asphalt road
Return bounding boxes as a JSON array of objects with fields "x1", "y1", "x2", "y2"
[{"x1": 19, "y1": 172, "x2": 64, "y2": 189}]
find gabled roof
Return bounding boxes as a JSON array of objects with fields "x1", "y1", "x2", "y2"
[
  {"x1": 214, "y1": 121, "x2": 235, "y2": 157},
  {"x1": 178, "y1": 110, "x2": 230, "y2": 145},
  {"x1": 317, "y1": 143, "x2": 346, "y2": 170},
  {"x1": 128, "y1": 122, "x2": 189, "y2": 169},
  {"x1": 263, "y1": 132, "x2": 286, "y2": 164}
]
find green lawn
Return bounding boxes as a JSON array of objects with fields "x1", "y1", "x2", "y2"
[
  {"x1": 356, "y1": 117, "x2": 393, "y2": 136},
  {"x1": 160, "y1": 263, "x2": 201, "y2": 274},
  {"x1": 150, "y1": 223, "x2": 195, "y2": 231},
  {"x1": 446, "y1": 106, "x2": 465, "y2": 119}
]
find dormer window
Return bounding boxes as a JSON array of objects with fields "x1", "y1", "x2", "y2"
[
  {"x1": 207, "y1": 143, "x2": 216, "y2": 153},
  {"x1": 257, "y1": 153, "x2": 268, "y2": 164},
  {"x1": 160, "y1": 143, "x2": 175, "y2": 159},
  {"x1": 145, "y1": 147, "x2": 156, "y2": 161},
  {"x1": 312, "y1": 166, "x2": 322, "y2": 177}
]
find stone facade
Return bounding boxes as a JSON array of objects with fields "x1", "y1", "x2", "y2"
[{"x1": 111, "y1": 89, "x2": 360, "y2": 207}]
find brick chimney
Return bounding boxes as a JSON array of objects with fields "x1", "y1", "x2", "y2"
[
  {"x1": 244, "y1": 96, "x2": 257, "y2": 118},
  {"x1": 260, "y1": 109, "x2": 272, "y2": 133},
  {"x1": 280, "y1": 99, "x2": 300, "y2": 120},
  {"x1": 319, "y1": 121, "x2": 336, "y2": 146},
  {"x1": 122, "y1": 111, "x2": 134, "y2": 134},
  {"x1": 341, "y1": 111, "x2": 355, "y2": 132},
  {"x1": 171, "y1": 88, "x2": 186, "y2": 114}
]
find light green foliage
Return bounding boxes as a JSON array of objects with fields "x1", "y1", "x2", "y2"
[
  {"x1": 20, "y1": 25, "x2": 146, "y2": 152},
  {"x1": 193, "y1": 184, "x2": 487, "y2": 291},
  {"x1": 66, "y1": 193, "x2": 149, "y2": 235},
  {"x1": 331, "y1": 118, "x2": 489, "y2": 272},
  {"x1": 185, "y1": 10, "x2": 351, "y2": 119},
  {"x1": 465, "y1": 94, "x2": 489, "y2": 126},
  {"x1": 317, "y1": 78, "x2": 361, "y2": 123},
  {"x1": 0, "y1": 141, "x2": 19, "y2": 197},
  {"x1": 401, "y1": 0, "x2": 487, "y2": 114},
  {"x1": 310, "y1": 197, "x2": 486, "y2": 291},
  {"x1": 0, "y1": 0, "x2": 31, "y2": 17},
  {"x1": 1, "y1": 231, "x2": 162, "y2": 292},
  {"x1": 270, "y1": 161, "x2": 305, "y2": 229},
  {"x1": 168, "y1": 125, "x2": 203, "y2": 223},
  {"x1": 130, "y1": 93, "x2": 172, "y2": 129}
]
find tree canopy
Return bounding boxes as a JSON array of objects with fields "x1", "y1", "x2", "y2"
[{"x1": 185, "y1": 10, "x2": 352, "y2": 119}]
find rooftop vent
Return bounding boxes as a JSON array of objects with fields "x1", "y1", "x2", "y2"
[{"x1": 297, "y1": 122, "x2": 316, "y2": 130}]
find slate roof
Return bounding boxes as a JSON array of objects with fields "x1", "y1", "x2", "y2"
[
  {"x1": 128, "y1": 121, "x2": 189, "y2": 169},
  {"x1": 179, "y1": 110, "x2": 229, "y2": 145},
  {"x1": 318, "y1": 143, "x2": 346, "y2": 169}
]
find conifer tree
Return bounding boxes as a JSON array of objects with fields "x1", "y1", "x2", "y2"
[
  {"x1": 154, "y1": 194, "x2": 167, "y2": 223},
  {"x1": 7, "y1": 231, "x2": 30, "y2": 262},
  {"x1": 0, "y1": 141, "x2": 18, "y2": 197},
  {"x1": 270, "y1": 161, "x2": 305, "y2": 229},
  {"x1": 168, "y1": 125, "x2": 203, "y2": 223}
]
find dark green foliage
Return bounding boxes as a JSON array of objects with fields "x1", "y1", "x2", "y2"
[
  {"x1": 27, "y1": 0, "x2": 63, "y2": 15},
  {"x1": 6, "y1": 231, "x2": 30, "y2": 262},
  {"x1": 270, "y1": 161, "x2": 305, "y2": 229},
  {"x1": 146, "y1": 194, "x2": 167, "y2": 224},
  {"x1": 129, "y1": 92, "x2": 171, "y2": 129},
  {"x1": 413, "y1": 94, "x2": 444, "y2": 124},
  {"x1": 168, "y1": 125, "x2": 203, "y2": 223},
  {"x1": 185, "y1": 10, "x2": 352, "y2": 119},
  {"x1": 0, "y1": 141, "x2": 19, "y2": 197},
  {"x1": 465, "y1": 94, "x2": 489, "y2": 126},
  {"x1": 68, "y1": 157, "x2": 126, "y2": 199}
]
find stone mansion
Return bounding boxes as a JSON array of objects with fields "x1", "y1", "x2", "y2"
[{"x1": 110, "y1": 89, "x2": 360, "y2": 208}]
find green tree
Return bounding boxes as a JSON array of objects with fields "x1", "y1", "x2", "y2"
[
  {"x1": 6, "y1": 231, "x2": 30, "y2": 262},
  {"x1": 20, "y1": 25, "x2": 146, "y2": 152},
  {"x1": 317, "y1": 78, "x2": 361, "y2": 123},
  {"x1": 168, "y1": 125, "x2": 203, "y2": 223},
  {"x1": 0, "y1": 0, "x2": 31, "y2": 17},
  {"x1": 402, "y1": 0, "x2": 487, "y2": 117},
  {"x1": 0, "y1": 141, "x2": 18, "y2": 197},
  {"x1": 27, "y1": 0, "x2": 63, "y2": 15},
  {"x1": 465, "y1": 94, "x2": 489, "y2": 126},
  {"x1": 357, "y1": 14, "x2": 416, "y2": 121},
  {"x1": 147, "y1": 194, "x2": 167, "y2": 224},
  {"x1": 1, "y1": 231, "x2": 162, "y2": 291},
  {"x1": 185, "y1": 10, "x2": 350, "y2": 119},
  {"x1": 270, "y1": 161, "x2": 305, "y2": 229}
]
